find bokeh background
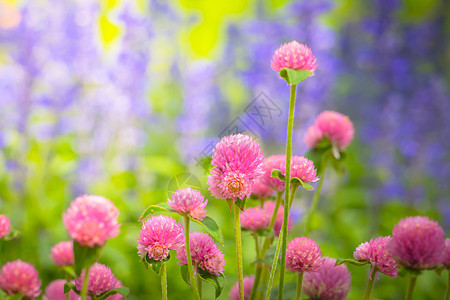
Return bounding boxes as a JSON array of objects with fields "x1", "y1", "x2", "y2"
[{"x1": 0, "y1": 0, "x2": 449, "y2": 299}]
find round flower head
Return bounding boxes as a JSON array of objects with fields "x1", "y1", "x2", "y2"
[
  {"x1": 388, "y1": 216, "x2": 445, "y2": 270},
  {"x1": 241, "y1": 207, "x2": 270, "y2": 231},
  {"x1": 74, "y1": 263, "x2": 118, "y2": 296},
  {"x1": 445, "y1": 238, "x2": 450, "y2": 267},
  {"x1": 286, "y1": 237, "x2": 322, "y2": 273},
  {"x1": 229, "y1": 276, "x2": 254, "y2": 300},
  {"x1": 280, "y1": 156, "x2": 319, "y2": 183},
  {"x1": 0, "y1": 214, "x2": 11, "y2": 238},
  {"x1": 303, "y1": 257, "x2": 352, "y2": 300},
  {"x1": 168, "y1": 187, "x2": 208, "y2": 220},
  {"x1": 251, "y1": 178, "x2": 274, "y2": 199},
  {"x1": 354, "y1": 236, "x2": 399, "y2": 278},
  {"x1": 262, "y1": 155, "x2": 286, "y2": 192},
  {"x1": 271, "y1": 41, "x2": 317, "y2": 73},
  {"x1": 44, "y1": 279, "x2": 78, "y2": 300},
  {"x1": 264, "y1": 201, "x2": 293, "y2": 236},
  {"x1": 137, "y1": 215, "x2": 183, "y2": 261},
  {"x1": 304, "y1": 111, "x2": 354, "y2": 151},
  {"x1": 208, "y1": 134, "x2": 264, "y2": 201},
  {"x1": 63, "y1": 195, "x2": 120, "y2": 247},
  {"x1": 50, "y1": 241, "x2": 74, "y2": 266},
  {"x1": 0, "y1": 259, "x2": 41, "y2": 298},
  {"x1": 176, "y1": 232, "x2": 225, "y2": 275}
]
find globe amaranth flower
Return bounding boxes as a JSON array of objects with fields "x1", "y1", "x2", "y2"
[
  {"x1": 445, "y1": 238, "x2": 450, "y2": 267},
  {"x1": 303, "y1": 257, "x2": 351, "y2": 300},
  {"x1": 264, "y1": 201, "x2": 293, "y2": 236},
  {"x1": 280, "y1": 156, "x2": 319, "y2": 183},
  {"x1": 168, "y1": 187, "x2": 208, "y2": 220},
  {"x1": 0, "y1": 214, "x2": 11, "y2": 238},
  {"x1": 44, "y1": 279, "x2": 78, "y2": 300},
  {"x1": 388, "y1": 216, "x2": 445, "y2": 270},
  {"x1": 74, "y1": 263, "x2": 120, "y2": 297},
  {"x1": 241, "y1": 207, "x2": 270, "y2": 231},
  {"x1": 354, "y1": 236, "x2": 399, "y2": 278},
  {"x1": 262, "y1": 155, "x2": 286, "y2": 192},
  {"x1": 271, "y1": 41, "x2": 317, "y2": 73},
  {"x1": 286, "y1": 237, "x2": 322, "y2": 273},
  {"x1": 229, "y1": 276, "x2": 254, "y2": 300},
  {"x1": 208, "y1": 134, "x2": 264, "y2": 201},
  {"x1": 176, "y1": 232, "x2": 225, "y2": 275},
  {"x1": 251, "y1": 178, "x2": 274, "y2": 199},
  {"x1": 0, "y1": 259, "x2": 41, "y2": 298},
  {"x1": 304, "y1": 111, "x2": 354, "y2": 151},
  {"x1": 63, "y1": 195, "x2": 120, "y2": 247},
  {"x1": 137, "y1": 215, "x2": 183, "y2": 261},
  {"x1": 50, "y1": 241, "x2": 74, "y2": 266}
]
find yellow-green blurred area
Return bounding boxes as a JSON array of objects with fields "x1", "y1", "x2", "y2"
[{"x1": 0, "y1": 0, "x2": 449, "y2": 299}]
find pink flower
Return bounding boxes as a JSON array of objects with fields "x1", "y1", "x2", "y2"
[
  {"x1": 280, "y1": 156, "x2": 318, "y2": 183},
  {"x1": 168, "y1": 187, "x2": 208, "y2": 220},
  {"x1": 388, "y1": 216, "x2": 445, "y2": 270},
  {"x1": 229, "y1": 276, "x2": 254, "y2": 300},
  {"x1": 43, "y1": 279, "x2": 78, "y2": 300},
  {"x1": 304, "y1": 111, "x2": 354, "y2": 151},
  {"x1": 208, "y1": 134, "x2": 264, "y2": 201},
  {"x1": 271, "y1": 41, "x2": 317, "y2": 73},
  {"x1": 74, "y1": 263, "x2": 119, "y2": 297},
  {"x1": 286, "y1": 237, "x2": 322, "y2": 273},
  {"x1": 137, "y1": 215, "x2": 183, "y2": 261},
  {"x1": 63, "y1": 195, "x2": 120, "y2": 247},
  {"x1": 264, "y1": 201, "x2": 293, "y2": 236},
  {"x1": 354, "y1": 236, "x2": 399, "y2": 278},
  {"x1": 303, "y1": 257, "x2": 351, "y2": 300},
  {"x1": 176, "y1": 232, "x2": 225, "y2": 275},
  {"x1": 445, "y1": 238, "x2": 450, "y2": 267},
  {"x1": 0, "y1": 259, "x2": 41, "y2": 298},
  {"x1": 262, "y1": 155, "x2": 286, "y2": 192},
  {"x1": 0, "y1": 214, "x2": 11, "y2": 238},
  {"x1": 251, "y1": 178, "x2": 274, "y2": 198},
  {"x1": 241, "y1": 207, "x2": 271, "y2": 231},
  {"x1": 50, "y1": 241, "x2": 74, "y2": 266}
]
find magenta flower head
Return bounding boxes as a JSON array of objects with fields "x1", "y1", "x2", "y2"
[
  {"x1": 280, "y1": 156, "x2": 319, "y2": 183},
  {"x1": 50, "y1": 241, "x2": 74, "y2": 266},
  {"x1": 137, "y1": 215, "x2": 183, "y2": 261},
  {"x1": 74, "y1": 263, "x2": 120, "y2": 297},
  {"x1": 168, "y1": 187, "x2": 208, "y2": 220},
  {"x1": 177, "y1": 232, "x2": 225, "y2": 275},
  {"x1": 208, "y1": 134, "x2": 264, "y2": 202},
  {"x1": 230, "y1": 276, "x2": 254, "y2": 300},
  {"x1": 286, "y1": 237, "x2": 322, "y2": 273},
  {"x1": 303, "y1": 257, "x2": 352, "y2": 300},
  {"x1": 264, "y1": 201, "x2": 293, "y2": 236},
  {"x1": 271, "y1": 41, "x2": 317, "y2": 73},
  {"x1": 354, "y1": 236, "x2": 399, "y2": 278},
  {"x1": 0, "y1": 259, "x2": 41, "y2": 298},
  {"x1": 304, "y1": 111, "x2": 354, "y2": 151},
  {"x1": 388, "y1": 216, "x2": 445, "y2": 270},
  {"x1": 63, "y1": 195, "x2": 120, "y2": 247},
  {"x1": 44, "y1": 279, "x2": 78, "y2": 300},
  {"x1": 0, "y1": 214, "x2": 11, "y2": 238},
  {"x1": 251, "y1": 178, "x2": 274, "y2": 199},
  {"x1": 241, "y1": 207, "x2": 270, "y2": 231},
  {"x1": 262, "y1": 155, "x2": 286, "y2": 192}
]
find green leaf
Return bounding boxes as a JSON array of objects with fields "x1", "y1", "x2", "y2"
[
  {"x1": 141, "y1": 253, "x2": 170, "y2": 275},
  {"x1": 335, "y1": 258, "x2": 371, "y2": 267},
  {"x1": 234, "y1": 198, "x2": 247, "y2": 211},
  {"x1": 290, "y1": 177, "x2": 313, "y2": 191},
  {"x1": 2, "y1": 229, "x2": 21, "y2": 241},
  {"x1": 279, "y1": 68, "x2": 313, "y2": 85},
  {"x1": 64, "y1": 282, "x2": 80, "y2": 295},
  {"x1": 73, "y1": 241, "x2": 103, "y2": 276},
  {"x1": 7, "y1": 294, "x2": 24, "y2": 300},
  {"x1": 398, "y1": 267, "x2": 423, "y2": 278},
  {"x1": 271, "y1": 169, "x2": 285, "y2": 181},
  {"x1": 190, "y1": 216, "x2": 224, "y2": 245},
  {"x1": 61, "y1": 265, "x2": 76, "y2": 278},
  {"x1": 139, "y1": 203, "x2": 173, "y2": 221},
  {"x1": 96, "y1": 287, "x2": 130, "y2": 300},
  {"x1": 180, "y1": 265, "x2": 190, "y2": 285},
  {"x1": 198, "y1": 269, "x2": 225, "y2": 299},
  {"x1": 225, "y1": 199, "x2": 233, "y2": 209}
]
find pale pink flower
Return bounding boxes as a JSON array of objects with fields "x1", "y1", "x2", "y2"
[
  {"x1": 271, "y1": 41, "x2": 317, "y2": 72},
  {"x1": 280, "y1": 156, "x2": 318, "y2": 183},
  {"x1": 43, "y1": 279, "x2": 78, "y2": 300},
  {"x1": 264, "y1": 201, "x2": 293, "y2": 236},
  {"x1": 74, "y1": 263, "x2": 119, "y2": 297},
  {"x1": 176, "y1": 232, "x2": 225, "y2": 275},
  {"x1": 63, "y1": 195, "x2": 120, "y2": 247},
  {"x1": 354, "y1": 236, "x2": 399, "y2": 278},
  {"x1": 50, "y1": 241, "x2": 74, "y2": 266},
  {"x1": 208, "y1": 134, "x2": 264, "y2": 201},
  {"x1": 0, "y1": 214, "x2": 11, "y2": 238},
  {"x1": 168, "y1": 187, "x2": 208, "y2": 220},
  {"x1": 229, "y1": 276, "x2": 254, "y2": 300},
  {"x1": 241, "y1": 207, "x2": 271, "y2": 231},
  {"x1": 444, "y1": 238, "x2": 450, "y2": 267},
  {"x1": 251, "y1": 178, "x2": 274, "y2": 198},
  {"x1": 261, "y1": 155, "x2": 286, "y2": 192},
  {"x1": 303, "y1": 257, "x2": 351, "y2": 300},
  {"x1": 286, "y1": 237, "x2": 322, "y2": 273},
  {"x1": 0, "y1": 259, "x2": 41, "y2": 298},
  {"x1": 304, "y1": 111, "x2": 354, "y2": 151},
  {"x1": 137, "y1": 215, "x2": 183, "y2": 261}
]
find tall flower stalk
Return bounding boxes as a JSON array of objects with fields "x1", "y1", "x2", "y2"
[
  {"x1": 234, "y1": 205, "x2": 245, "y2": 300},
  {"x1": 183, "y1": 216, "x2": 201, "y2": 300},
  {"x1": 304, "y1": 158, "x2": 327, "y2": 236}
]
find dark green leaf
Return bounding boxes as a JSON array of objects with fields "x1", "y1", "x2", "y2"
[
  {"x1": 190, "y1": 216, "x2": 224, "y2": 245},
  {"x1": 180, "y1": 265, "x2": 190, "y2": 285},
  {"x1": 234, "y1": 198, "x2": 247, "y2": 211},
  {"x1": 96, "y1": 287, "x2": 130, "y2": 300},
  {"x1": 335, "y1": 258, "x2": 371, "y2": 267},
  {"x1": 290, "y1": 177, "x2": 313, "y2": 191},
  {"x1": 279, "y1": 68, "x2": 313, "y2": 85},
  {"x1": 141, "y1": 254, "x2": 170, "y2": 275},
  {"x1": 2, "y1": 229, "x2": 21, "y2": 241},
  {"x1": 271, "y1": 169, "x2": 285, "y2": 181},
  {"x1": 64, "y1": 282, "x2": 80, "y2": 295},
  {"x1": 73, "y1": 241, "x2": 103, "y2": 276},
  {"x1": 139, "y1": 203, "x2": 173, "y2": 221},
  {"x1": 198, "y1": 268, "x2": 225, "y2": 298}
]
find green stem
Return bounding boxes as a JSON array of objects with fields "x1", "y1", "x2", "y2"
[
  {"x1": 65, "y1": 273, "x2": 71, "y2": 300},
  {"x1": 261, "y1": 192, "x2": 282, "y2": 253},
  {"x1": 288, "y1": 185, "x2": 299, "y2": 211},
  {"x1": 405, "y1": 276, "x2": 417, "y2": 300},
  {"x1": 445, "y1": 270, "x2": 450, "y2": 300},
  {"x1": 184, "y1": 216, "x2": 201, "y2": 300},
  {"x1": 197, "y1": 273, "x2": 203, "y2": 299},
  {"x1": 363, "y1": 268, "x2": 377, "y2": 300},
  {"x1": 234, "y1": 205, "x2": 244, "y2": 300},
  {"x1": 80, "y1": 265, "x2": 90, "y2": 300},
  {"x1": 296, "y1": 272, "x2": 303, "y2": 300},
  {"x1": 249, "y1": 235, "x2": 261, "y2": 300},
  {"x1": 161, "y1": 263, "x2": 167, "y2": 300},
  {"x1": 265, "y1": 215, "x2": 285, "y2": 300}
]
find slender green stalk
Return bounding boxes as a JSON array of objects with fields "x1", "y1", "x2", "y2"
[
  {"x1": 160, "y1": 263, "x2": 167, "y2": 300},
  {"x1": 249, "y1": 235, "x2": 261, "y2": 300},
  {"x1": 260, "y1": 192, "x2": 282, "y2": 254},
  {"x1": 405, "y1": 276, "x2": 417, "y2": 300},
  {"x1": 296, "y1": 272, "x2": 303, "y2": 300},
  {"x1": 304, "y1": 156, "x2": 328, "y2": 236},
  {"x1": 234, "y1": 205, "x2": 244, "y2": 300},
  {"x1": 288, "y1": 185, "x2": 299, "y2": 211},
  {"x1": 445, "y1": 270, "x2": 450, "y2": 300},
  {"x1": 65, "y1": 273, "x2": 71, "y2": 300},
  {"x1": 363, "y1": 268, "x2": 377, "y2": 300},
  {"x1": 184, "y1": 216, "x2": 201, "y2": 300},
  {"x1": 264, "y1": 226, "x2": 284, "y2": 300},
  {"x1": 80, "y1": 265, "x2": 90, "y2": 300},
  {"x1": 197, "y1": 273, "x2": 203, "y2": 299}
]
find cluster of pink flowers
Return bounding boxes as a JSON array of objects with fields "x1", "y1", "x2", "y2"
[
  {"x1": 50, "y1": 241, "x2": 74, "y2": 266},
  {"x1": 0, "y1": 260, "x2": 41, "y2": 299},
  {"x1": 241, "y1": 207, "x2": 271, "y2": 231},
  {"x1": 74, "y1": 263, "x2": 123, "y2": 298},
  {"x1": 271, "y1": 41, "x2": 317, "y2": 73},
  {"x1": 168, "y1": 187, "x2": 208, "y2": 220},
  {"x1": 229, "y1": 276, "x2": 254, "y2": 300},
  {"x1": 0, "y1": 214, "x2": 11, "y2": 238},
  {"x1": 286, "y1": 237, "x2": 322, "y2": 273}
]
